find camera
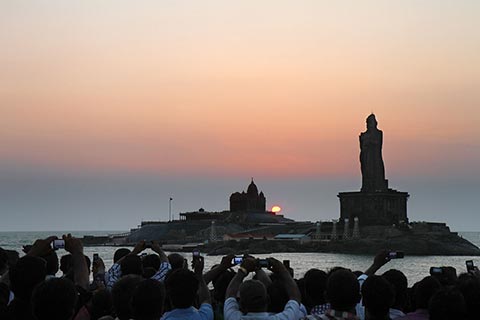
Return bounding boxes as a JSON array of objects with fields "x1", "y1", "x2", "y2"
[
  {"x1": 430, "y1": 267, "x2": 443, "y2": 275},
  {"x1": 257, "y1": 259, "x2": 270, "y2": 268},
  {"x1": 52, "y1": 239, "x2": 65, "y2": 250},
  {"x1": 466, "y1": 260, "x2": 475, "y2": 272},
  {"x1": 232, "y1": 256, "x2": 243, "y2": 265},
  {"x1": 283, "y1": 260, "x2": 294, "y2": 277},
  {"x1": 388, "y1": 251, "x2": 404, "y2": 259}
]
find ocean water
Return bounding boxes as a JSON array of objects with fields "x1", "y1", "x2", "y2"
[{"x1": 1, "y1": 231, "x2": 480, "y2": 285}]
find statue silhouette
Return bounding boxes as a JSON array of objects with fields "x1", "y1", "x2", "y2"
[{"x1": 360, "y1": 114, "x2": 388, "y2": 192}]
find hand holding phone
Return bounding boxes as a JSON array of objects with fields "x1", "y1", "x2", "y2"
[
  {"x1": 388, "y1": 251, "x2": 404, "y2": 259},
  {"x1": 52, "y1": 239, "x2": 65, "y2": 250},
  {"x1": 192, "y1": 249, "x2": 200, "y2": 259},
  {"x1": 430, "y1": 267, "x2": 443, "y2": 275},
  {"x1": 257, "y1": 259, "x2": 270, "y2": 268},
  {"x1": 466, "y1": 260, "x2": 475, "y2": 272},
  {"x1": 232, "y1": 256, "x2": 243, "y2": 265}
]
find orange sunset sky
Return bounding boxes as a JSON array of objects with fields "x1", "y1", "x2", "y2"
[{"x1": 0, "y1": 1, "x2": 479, "y2": 231}]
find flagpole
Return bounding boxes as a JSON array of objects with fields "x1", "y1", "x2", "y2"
[{"x1": 169, "y1": 197, "x2": 172, "y2": 221}]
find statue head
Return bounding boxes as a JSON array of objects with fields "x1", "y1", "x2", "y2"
[{"x1": 366, "y1": 114, "x2": 377, "y2": 130}]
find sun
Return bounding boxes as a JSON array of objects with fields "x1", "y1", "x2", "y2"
[{"x1": 271, "y1": 205, "x2": 282, "y2": 214}]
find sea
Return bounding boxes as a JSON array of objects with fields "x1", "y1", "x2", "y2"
[{"x1": 1, "y1": 231, "x2": 480, "y2": 286}]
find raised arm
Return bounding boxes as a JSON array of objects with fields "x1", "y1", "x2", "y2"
[
  {"x1": 204, "y1": 254, "x2": 234, "y2": 284},
  {"x1": 225, "y1": 257, "x2": 256, "y2": 299},
  {"x1": 151, "y1": 241, "x2": 168, "y2": 263},
  {"x1": 364, "y1": 250, "x2": 390, "y2": 277},
  {"x1": 267, "y1": 257, "x2": 301, "y2": 303},
  {"x1": 193, "y1": 256, "x2": 211, "y2": 304},
  {"x1": 64, "y1": 234, "x2": 89, "y2": 291},
  {"x1": 254, "y1": 268, "x2": 272, "y2": 288}
]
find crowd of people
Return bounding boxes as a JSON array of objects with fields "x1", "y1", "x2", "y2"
[{"x1": 1, "y1": 234, "x2": 479, "y2": 320}]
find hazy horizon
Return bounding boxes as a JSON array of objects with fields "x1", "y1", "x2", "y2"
[{"x1": 1, "y1": 1, "x2": 479, "y2": 231}]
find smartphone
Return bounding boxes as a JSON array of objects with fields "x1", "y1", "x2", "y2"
[
  {"x1": 192, "y1": 249, "x2": 200, "y2": 258},
  {"x1": 430, "y1": 267, "x2": 443, "y2": 275},
  {"x1": 232, "y1": 256, "x2": 243, "y2": 265},
  {"x1": 258, "y1": 259, "x2": 270, "y2": 268},
  {"x1": 466, "y1": 260, "x2": 475, "y2": 272},
  {"x1": 52, "y1": 239, "x2": 65, "y2": 250},
  {"x1": 389, "y1": 251, "x2": 404, "y2": 259},
  {"x1": 283, "y1": 260, "x2": 290, "y2": 268},
  {"x1": 141, "y1": 253, "x2": 148, "y2": 257},
  {"x1": 93, "y1": 253, "x2": 99, "y2": 262}
]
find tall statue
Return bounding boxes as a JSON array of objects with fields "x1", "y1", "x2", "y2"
[{"x1": 360, "y1": 114, "x2": 388, "y2": 192}]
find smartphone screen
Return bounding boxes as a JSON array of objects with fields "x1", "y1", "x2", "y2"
[
  {"x1": 233, "y1": 256, "x2": 243, "y2": 265},
  {"x1": 258, "y1": 259, "x2": 269, "y2": 268},
  {"x1": 430, "y1": 267, "x2": 443, "y2": 275},
  {"x1": 52, "y1": 239, "x2": 65, "y2": 250},
  {"x1": 466, "y1": 260, "x2": 474, "y2": 272},
  {"x1": 389, "y1": 251, "x2": 404, "y2": 259}
]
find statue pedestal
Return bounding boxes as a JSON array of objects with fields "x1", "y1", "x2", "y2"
[{"x1": 338, "y1": 189, "x2": 409, "y2": 226}]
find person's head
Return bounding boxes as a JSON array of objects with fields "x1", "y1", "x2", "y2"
[
  {"x1": 21, "y1": 245, "x2": 59, "y2": 277},
  {"x1": 113, "y1": 248, "x2": 131, "y2": 264},
  {"x1": 120, "y1": 255, "x2": 143, "y2": 276},
  {"x1": 60, "y1": 254, "x2": 91, "y2": 281},
  {"x1": 168, "y1": 253, "x2": 185, "y2": 270},
  {"x1": 325, "y1": 269, "x2": 360, "y2": 312},
  {"x1": 362, "y1": 275, "x2": 395, "y2": 319},
  {"x1": 43, "y1": 250, "x2": 59, "y2": 276},
  {"x1": 5, "y1": 249, "x2": 20, "y2": 269},
  {"x1": 143, "y1": 267, "x2": 157, "y2": 279},
  {"x1": 90, "y1": 289, "x2": 113, "y2": 320},
  {"x1": 212, "y1": 269, "x2": 235, "y2": 303},
  {"x1": 9, "y1": 255, "x2": 47, "y2": 301},
  {"x1": 327, "y1": 266, "x2": 349, "y2": 278},
  {"x1": 382, "y1": 269, "x2": 408, "y2": 311},
  {"x1": 239, "y1": 279, "x2": 268, "y2": 313},
  {"x1": 165, "y1": 268, "x2": 199, "y2": 309},
  {"x1": 413, "y1": 276, "x2": 441, "y2": 310},
  {"x1": 0, "y1": 247, "x2": 7, "y2": 275},
  {"x1": 142, "y1": 254, "x2": 161, "y2": 271},
  {"x1": 32, "y1": 278, "x2": 78, "y2": 320},
  {"x1": 304, "y1": 268, "x2": 328, "y2": 306},
  {"x1": 131, "y1": 279, "x2": 166, "y2": 320},
  {"x1": 111, "y1": 275, "x2": 143, "y2": 320},
  {"x1": 432, "y1": 266, "x2": 457, "y2": 287},
  {"x1": 456, "y1": 273, "x2": 480, "y2": 320},
  {"x1": 429, "y1": 288, "x2": 467, "y2": 320},
  {"x1": 60, "y1": 254, "x2": 72, "y2": 275}
]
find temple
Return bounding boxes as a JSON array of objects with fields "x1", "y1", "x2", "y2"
[
  {"x1": 177, "y1": 180, "x2": 291, "y2": 224},
  {"x1": 338, "y1": 114, "x2": 409, "y2": 226},
  {"x1": 230, "y1": 179, "x2": 266, "y2": 212}
]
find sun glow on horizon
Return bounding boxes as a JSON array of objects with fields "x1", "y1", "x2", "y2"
[{"x1": 271, "y1": 206, "x2": 282, "y2": 214}]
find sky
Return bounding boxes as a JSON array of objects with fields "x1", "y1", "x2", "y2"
[{"x1": 0, "y1": 1, "x2": 479, "y2": 231}]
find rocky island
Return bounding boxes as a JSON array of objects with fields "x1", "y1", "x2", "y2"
[{"x1": 83, "y1": 114, "x2": 480, "y2": 256}]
